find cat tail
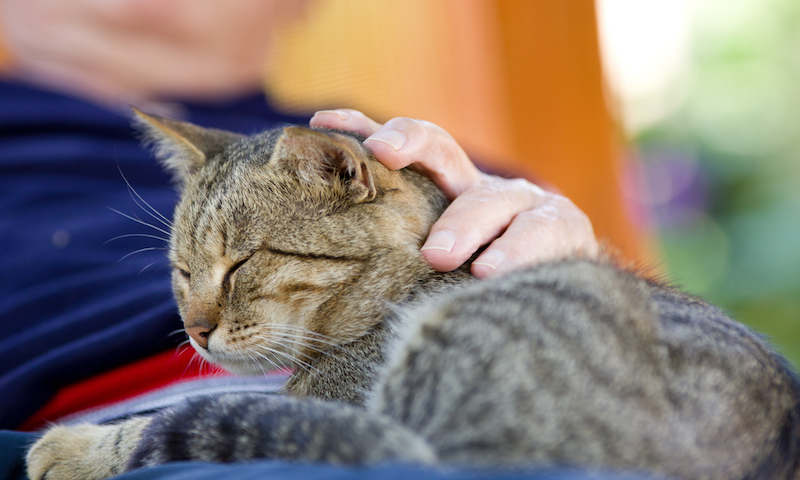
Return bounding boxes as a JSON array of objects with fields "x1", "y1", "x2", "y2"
[{"x1": 128, "y1": 393, "x2": 436, "y2": 469}]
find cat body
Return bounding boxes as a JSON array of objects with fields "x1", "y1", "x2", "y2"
[{"x1": 26, "y1": 113, "x2": 800, "y2": 480}]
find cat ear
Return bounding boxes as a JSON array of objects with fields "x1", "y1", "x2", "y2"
[
  {"x1": 132, "y1": 108, "x2": 244, "y2": 187},
  {"x1": 276, "y1": 126, "x2": 378, "y2": 203}
]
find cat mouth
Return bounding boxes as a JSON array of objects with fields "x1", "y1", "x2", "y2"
[{"x1": 196, "y1": 343, "x2": 298, "y2": 376}]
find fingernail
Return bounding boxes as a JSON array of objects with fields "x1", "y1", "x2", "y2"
[
  {"x1": 315, "y1": 110, "x2": 350, "y2": 121},
  {"x1": 366, "y1": 129, "x2": 405, "y2": 151},
  {"x1": 420, "y1": 230, "x2": 456, "y2": 253},
  {"x1": 473, "y1": 249, "x2": 506, "y2": 270}
]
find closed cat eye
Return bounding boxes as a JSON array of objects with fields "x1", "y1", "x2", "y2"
[
  {"x1": 176, "y1": 268, "x2": 190, "y2": 280},
  {"x1": 223, "y1": 259, "x2": 248, "y2": 290}
]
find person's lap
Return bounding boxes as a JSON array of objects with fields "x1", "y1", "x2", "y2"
[{"x1": 0, "y1": 80, "x2": 659, "y2": 480}]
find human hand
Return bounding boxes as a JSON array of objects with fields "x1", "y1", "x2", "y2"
[
  {"x1": 0, "y1": 0, "x2": 309, "y2": 104},
  {"x1": 310, "y1": 109, "x2": 600, "y2": 279}
]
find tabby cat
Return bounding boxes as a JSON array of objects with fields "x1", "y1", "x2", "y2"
[{"x1": 26, "y1": 111, "x2": 800, "y2": 480}]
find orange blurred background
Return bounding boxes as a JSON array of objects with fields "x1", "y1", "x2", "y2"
[
  {"x1": 266, "y1": 0, "x2": 649, "y2": 264},
  {"x1": 0, "y1": 0, "x2": 651, "y2": 265}
]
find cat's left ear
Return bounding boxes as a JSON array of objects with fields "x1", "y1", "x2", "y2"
[
  {"x1": 276, "y1": 126, "x2": 378, "y2": 203},
  {"x1": 132, "y1": 108, "x2": 244, "y2": 187}
]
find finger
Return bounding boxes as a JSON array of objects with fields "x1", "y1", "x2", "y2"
[
  {"x1": 364, "y1": 117, "x2": 481, "y2": 198},
  {"x1": 310, "y1": 109, "x2": 383, "y2": 137},
  {"x1": 470, "y1": 195, "x2": 599, "y2": 279},
  {"x1": 420, "y1": 177, "x2": 550, "y2": 271}
]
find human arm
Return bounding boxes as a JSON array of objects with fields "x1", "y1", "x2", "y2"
[{"x1": 0, "y1": 0, "x2": 309, "y2": 104}]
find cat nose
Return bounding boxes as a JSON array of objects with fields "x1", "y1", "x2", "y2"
[{"x1": 186, "y1": 321, "x2": 216, "y2": 349}]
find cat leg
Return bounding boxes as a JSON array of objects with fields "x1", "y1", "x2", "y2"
[
  {"x1": 130, "y1": 393, "x2": 436, "y2": 468},
  {"x1": 26, "y1": 417, "x2": 151, "y2": 480}
]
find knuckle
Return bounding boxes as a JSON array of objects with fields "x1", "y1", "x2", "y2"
[
  {"x1": 413, "y1": 118, "x2": 446, "y2": 134},
  {"x1": 470, "y1": 182, "x2": 517, "y2": 208},
  {"x1": 515, "y1": 208, "x2": 550, "y2": 224},
  {"x1": 518, "y1": 203, "x2": 561, "y2": 227},
  {"x1": 507, "y1": 177, "x2": 538, "y2": 193},
  {"x1": 341, "y1": 108, "x2": 365, "y2": 117},
  {"x1": 547, "y1": 193, "x2": 576, "y2": 210},
  {"x1": 384, "y1": 116, "x2": 418, "y2": 131},
  {"x1": 544, "y1": 195, "x2": 592, "y2": 227},
  {"x1": 385, "y1": 117, "x2": 432, "y2": 146},
  {"x1": 478, "y1": 176, "x2": 548, "y2": 208}
]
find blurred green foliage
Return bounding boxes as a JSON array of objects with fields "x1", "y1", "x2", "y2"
[{"x1": 638, "y1": 0, "x2": 800, "y2": 364}]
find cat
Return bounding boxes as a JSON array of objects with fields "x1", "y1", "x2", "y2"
[{"x1": 26, "y1": 110, "x2": 800, "y2": 480}]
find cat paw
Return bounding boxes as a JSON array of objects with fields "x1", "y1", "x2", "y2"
[{"x1": 27, "y1": 419, "x2": 149, "y2": 480}]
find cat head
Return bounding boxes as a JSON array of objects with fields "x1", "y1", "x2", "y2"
[{"x1": 135, "y1": 109, "x2": 447, "y2": 375}]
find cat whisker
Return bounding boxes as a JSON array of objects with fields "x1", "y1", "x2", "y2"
[
  {"x1": 244, "y1": 345, "x2": 281, "y2": 370},
  {"x1": 253, "y1": 331, "x2": 340, "y2": 352},
  {"x1": 106, "y1": 207, "x2": 171, "y2": 237},
  {"x1": 252, "y1": 347, "x2": 292, "y2": 374},
  {"x1": 198, "y1": 354, "x2": 225, "y2": 377},
  {"x1": 116, "y1": 246, "x2": 166, "y2": 263},
  {"x1": 255, "y1": 333, "x2": 318, "y2": 357},
  {"x1": 244, "y1": 349, "x2": 282, "y2": 375},
  {"x1": 251, "y1": 353, "x2": 275, "y2": 375},
  {"x1": 282, "y1": 335, "x2": 344, "y2": 357},
  {"x1": 169, "y1": 328, "x2": 187, "y2": 338},
  {"x1": 138, "y1": 261, "x2": 158, "y2": 274},
  {"x1": 179, "y1": 349, "x2": 206, "y2": 378},
  {"x1": 273, "y1": 324, "x2": 338, "y2": 340},
  {"x1": 251, "y1": 339, "x2": 304, "y2": 369},
  {"x1": 257, "y1": 333, "x2": 339, "y2": 361},
  {"x1": 181, "y1": 348, "x2": 221, "y2": 378},
  {"x1": 102, "y1": 233, "x2": 170, "y2": 246},
  {"x1": 251, "y1": 343, "x2": 319, "y2": 375},
  {"x1": 191, "y1": 352, "x2": 206, "y2": 373},
  {"x1": 125, "y1": 186, "x2": 173, "y2": 230},
  {"x1": 268, "y1": 326, "x2": 342, "y2": 348},
  {"x1": 153, "y1": 263, "x2": 170, "y2": 274},
  {"x1": 271, "y1": 339, "x2": 331, "y2": 364},
  {"x1": 117, "y1": 165, "x2": 174, "y2": 229},
  {"x1": 171, "y1": 344, "x2": 194, "y2": 369}
]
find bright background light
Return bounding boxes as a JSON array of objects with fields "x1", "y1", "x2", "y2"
[
  {"x1": 596, "y1": 0, "x2": 693, "y2": 134},
  {"x1": 596, "y1": 0, "x2": 800, "y2": 365}
]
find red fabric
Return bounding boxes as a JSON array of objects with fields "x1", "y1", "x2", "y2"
[{"x1": 20, "y1": 347, "x2": 226, "y2": 431}]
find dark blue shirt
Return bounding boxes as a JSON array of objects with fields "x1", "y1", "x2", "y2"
[{"x1": 0, "y1": 79, "x2": 308, "y2": 429}]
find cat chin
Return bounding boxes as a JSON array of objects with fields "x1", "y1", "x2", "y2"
[
  {"x1": 192, "y1": 340, "x2": 297, "y2": 376},
  {"x1": 208, "y1": 353, "x2": 284, "y2": 376},
  {"x1": 219, "y1": 361, "x2": 273, "y2": 376},
  {"x1": 224, "y1": 363, "x2": 293, "y2": 377}
]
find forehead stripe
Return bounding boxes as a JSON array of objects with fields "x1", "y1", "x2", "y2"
[{"x1": 266, "y1": 247, "x2": 370, "y2": 263}]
